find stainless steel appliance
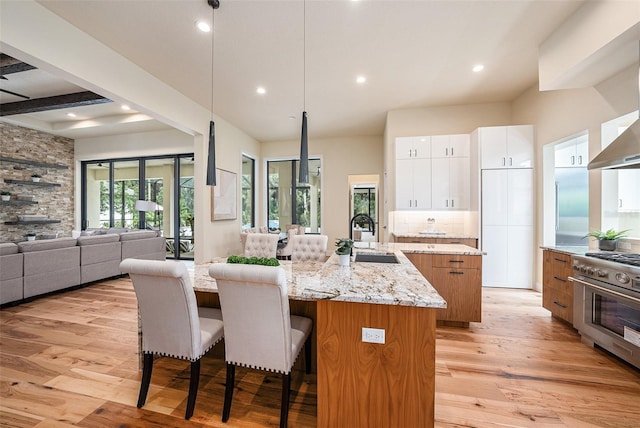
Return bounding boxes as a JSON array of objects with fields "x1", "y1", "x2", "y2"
[{"x1": 570, "y1": 253, "x2": 640, "y2": 369}]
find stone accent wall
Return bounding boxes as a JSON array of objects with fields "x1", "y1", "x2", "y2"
[{"x1": 0, "y1": 123, "x2": 74, "y2": 243}]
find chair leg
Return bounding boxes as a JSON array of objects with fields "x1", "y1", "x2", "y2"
[
  {"x1": 280, "y1": 373, "x2": 291, "y2": 428},
  {"x1": 222, "y1": 363, "x2": 235, "y2": 422},
  {"x1": 185, "y1": 359, "x2": 200, "y2": 420},
  {"x1": 137, "y1": 353, "x2": 154, "y2": 408},
  {"x1": 304, "y1": 335, "x2": 312, "y2": 375}
]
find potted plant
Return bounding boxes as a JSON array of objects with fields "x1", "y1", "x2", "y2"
[
  {"x1": 584, "y1": 228, "x2": 630, "y2": 251},
  {"x1": 0, "y1": 191, "x2": 10, "y2": 201},
  {"x1": 24, "y1": 232, "x2": 37, "y2": 241},
  {"x1": 335, "y1": 238, "x2": 354, "y2": 266},
  {"x1": 31, "y1": 173, "x2": 42, "y2": 182}
]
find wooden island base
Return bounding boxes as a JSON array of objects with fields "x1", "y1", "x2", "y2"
[{"x1": 317, "y1": 300, "x2": 436, "y2": 428}]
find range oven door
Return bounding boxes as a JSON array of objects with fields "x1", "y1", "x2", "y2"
[{"x1": 572, "y1": 276, "x2": 640, "y2": 369}]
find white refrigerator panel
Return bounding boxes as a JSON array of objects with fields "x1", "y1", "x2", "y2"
[
  {"x1": 481, "y1": 225, "x2": 509, "y2": 286},
  {"x1": 507, "y1": 169, "x2": 534, "y2": 226},
  {"x1": 481, "y1": 169, "x2": 508, "y2": 225}
]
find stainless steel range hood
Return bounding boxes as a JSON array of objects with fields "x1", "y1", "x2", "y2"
[
  {"x1": 588, "y1": 42, "x2": 640, "y2": 170},
  {"x1": 587, "y1": 120, "x2": 640, "y2": 169}
]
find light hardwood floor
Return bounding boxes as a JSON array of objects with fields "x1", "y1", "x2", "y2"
[{"x1": 1, "y1": 277, "x2": 639, "y2": 427}]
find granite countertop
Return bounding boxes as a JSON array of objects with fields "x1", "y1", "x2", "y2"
[
  {"x1": 539, "y1": 246, "x2": 590, "y2": 256},
  {"x1": 393, "y1": 233, "x2": 478, "y2": 239},
  {"x1": 192, "y1": 246, "x2": 448, "y2": 308}
]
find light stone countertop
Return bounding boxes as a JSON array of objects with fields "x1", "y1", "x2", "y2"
[
  {"x1": 192, "y1": 242, "x2": 483, "y2": 308},
  {"x1": 393, "y1": 233, "x2": 479, "y2": 239}
]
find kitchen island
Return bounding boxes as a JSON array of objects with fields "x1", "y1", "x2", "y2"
[
  {"x1": 192, "y1": 243, "x2": 477, "y2": 427},
  {"x1": 193, "y1": 245, "x2": 444, "y2": 427}
]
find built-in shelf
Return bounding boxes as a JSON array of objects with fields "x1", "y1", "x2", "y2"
[
  {"x1": 1, "y1": 200, "x2": 38, "y2": 205},
  {"x1": 4, "y1": 220, "x2": 61, "y2": 225},
  {"x1": 0, "y1": 156, "x2": 68, "y2": 170},
  {"x1": 4, "y1": 179, "x2": 61, "y2": 187}
]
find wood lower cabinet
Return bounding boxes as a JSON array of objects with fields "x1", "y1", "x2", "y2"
[
  {"x1": 395, "y1": 236, "x2": 478, "y2": 248},
  {"x1": 542, "y1": 249, "x2": 574, "y2": 324},
  {"x1": 404, "y1": 252, "x2": 482, "y2": 324}
]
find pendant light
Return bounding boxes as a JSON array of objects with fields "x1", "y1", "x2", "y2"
[
  {"x1": 206, "y1": 0, "x2": 220, "y2": 186},
  {"x1": 298, "y1": 0, "x2": 309, "y2": 184}
]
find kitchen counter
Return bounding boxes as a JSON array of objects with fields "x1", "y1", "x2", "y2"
[
  {"x1": 393, "y1": 232, "x2": 478, "y2": 239},
  {"x1": 539, "y1": 246, "x2": 589, "y2": 256}
]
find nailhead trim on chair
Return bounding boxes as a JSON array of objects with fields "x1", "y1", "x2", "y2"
[{"x1": 144, "y1": 338, "x2": 222, "y2": 362}]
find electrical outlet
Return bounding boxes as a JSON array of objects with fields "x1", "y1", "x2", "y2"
[{"x1": 362, "y1": 327, "x2": 385, "y2": 344}]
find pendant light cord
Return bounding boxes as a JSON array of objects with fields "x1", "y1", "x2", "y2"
[
  {"x1": 303, "y1": 0, "x2": 306, "y2": 111},
  {"x1": 210, "y1": 6, "x2": 215, "y2": 121}
]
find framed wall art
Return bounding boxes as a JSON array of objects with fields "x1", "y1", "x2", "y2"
[{"x1": 211, "y1": 168, "x2": 237, "y2": 221}]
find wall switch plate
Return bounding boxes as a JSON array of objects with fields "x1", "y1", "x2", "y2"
[{"x1": 362, "y1": 327, "x2": 385, "y2": 344}]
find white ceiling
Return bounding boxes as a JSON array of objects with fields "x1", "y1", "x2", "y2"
[{"x1": 1, "y1": 1, "x2": 599, "y2": 142}]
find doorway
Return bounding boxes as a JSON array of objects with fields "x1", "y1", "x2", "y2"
[{"x1": 349, "y1": 175, "x2": 379, "y2": 242}]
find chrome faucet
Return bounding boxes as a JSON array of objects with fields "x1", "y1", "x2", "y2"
[{"x1": 350, "y1": 213, "x2": 375, "y2": 241}]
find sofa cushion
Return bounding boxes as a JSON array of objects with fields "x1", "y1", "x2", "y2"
[
  {"x1": 77, "y1": 234, "x2": 120, "y2": 246},
  {"x1": 0, "y1": 253, "x2": 23, "y2": 280},
  {"x1": 119, "y1": 230, "x2": 158, "y2": 241},
  {"x1": 0, "y1": 243, "x2": 19, "y2": 256},
  {"x1": 18, "y1": 237, "x2": 77, "y2": 253}
]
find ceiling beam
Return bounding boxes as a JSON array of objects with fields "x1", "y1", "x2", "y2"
[
  {"x1": 0, "y1": 54, "x2": 37, "y2": 76},
  {"x1": 0, "y1": 91, "x2": 112, "y2": 116}
]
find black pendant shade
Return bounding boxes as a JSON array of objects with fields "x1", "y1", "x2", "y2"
[
  {"x1": 299, "y1": 111, "x2": 309, "y2": 183},
  {"x1": 206, "y1": 120, "x2": 216, "y2": 186}
]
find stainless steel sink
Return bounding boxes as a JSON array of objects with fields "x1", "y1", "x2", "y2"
[{"x1": 354, "y1": 253, "x2": 400, "y2": 264}]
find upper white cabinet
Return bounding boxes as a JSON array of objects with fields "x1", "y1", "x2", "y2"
[
  {"x1": 395, "y1": 136, "x2": 431, "y2": 159},
  {"x1": 431, "y1": 134, "x2": 470, "y2": 158},
  {"x1": 431, "y1": 134, "x2": 470, "y2": 209},
  {"x1": 479, "y1": 125, "x2": 534, "y2": 169},
  {"x1": 396, "y1": 158, "x2": 432, "y2": 210},
  {"x1": 555, "y1": 137, "x2": 588, "y2": 167}
]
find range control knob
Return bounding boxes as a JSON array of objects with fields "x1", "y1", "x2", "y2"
[
  {"x1": 616, "y1": 273, "x2": 630, "y2": 284},
  {"x1": 586, "y1": 267, "x2": 595, "y2": 275},
  {"x1": 573, "y1": 264, "x2": 582, "y2": 271},
  {"x1": 596, "y1": 269, "x2": 608, "y2": 278}
]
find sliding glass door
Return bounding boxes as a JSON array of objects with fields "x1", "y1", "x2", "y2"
[{"x1": 81, "y1": 154, "x2": 194, "y2": 260}]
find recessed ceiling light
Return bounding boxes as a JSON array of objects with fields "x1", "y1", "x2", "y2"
[
  {"x1": 197, "y1": 21, "x2": 211, "y2": 32},
  {"x1": 472, "y1": 64, "x2": 484, "y2": 73},
  {"x1": 356, "y1": 75, "x2": 367, "y2": 84},
  {"x1": 121, "y1": 104, "x2": 131, "y2": 111},
  {"x1": 256, "y1": 87, "x2": 266, "y2": 95},
  {"x1": 66, "y1": 112, "x2": 76, "y2": 118}
]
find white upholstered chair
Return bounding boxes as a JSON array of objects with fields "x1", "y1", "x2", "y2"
[
  {"x1": 290, "y1": 234, "x2": 329, "y2": 262},
  {"x1": 275, "y1": 228, "x2": 297, "y2": 260},
  {"x1": 208, "y1": 263, "x2": 312, "y2": 428},
  {"x1": 119, "y1": 259, "x2": 224, "y2": 420},
  {"x1": 244, "y1": 232, "x2": 279, "y2": 258}
]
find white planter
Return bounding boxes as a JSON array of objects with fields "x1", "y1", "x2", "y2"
[
  {"x1": 1, "y1": 195, "x2": 9, "y2": 201},
  {"x1": 26, "y1": 236, "x2": 36, "y2": 241},
  {"x1": 31, "y1": 177, "x2": 41, "y2": 182},
  {"x1": 337, "y1": 254, "x2": 350, "y2": 266}
]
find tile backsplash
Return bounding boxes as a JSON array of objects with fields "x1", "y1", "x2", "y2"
[{"x1": 389, "y1": 210, "x2": 479, "y2": 236}]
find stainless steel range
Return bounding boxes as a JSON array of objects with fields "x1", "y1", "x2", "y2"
[{"x1": 570, "y1": 252, "x2": 640, "y2": 369}]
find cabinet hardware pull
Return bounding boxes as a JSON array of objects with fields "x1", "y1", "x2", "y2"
[
  {"x1": 451, "y1": 147, "x2": 454, "y2": 156},
  {"x1": 445, "y1": 200, "x2": 448, "y2": 207},
  {"x1": 619, "y1": 199, "x2": 623, "y2": 208},
  {"x1": 449, "y1": 271, "x2": 464, "y2": 275},
  {"x1": 446, "y1": 148, "x2": 448, "y2": 156},
  {"x1": 553, "y1": 257, "x2": 567, "y2": 263},
  {"x1": 553, "y1": 276, "x2": 566, "y2": 282},
  {"x1": 509, "y1": 157, "x2": 513, "y2": 166},
  {"x1": 451, "y1": 199, "x2": 454, "y2": 208},
  {"x1": 415, "y1": 199, "x2": 417, "y2": 207},
  {"x1": 450, "y1": 241, "x2": 462, "y2": 244},
  {"x1": 553, "y1": 301, "x2": 567, "y2": 309},
  {"x1": 571, "y1": 155, "x2": 575, "y2": 165},
  {"x1": 578, "y1": 155, "x2": 582, "y2": 165},
  {"x1": 409, "y1": 149, "x2": 412, "y2": 157},
  {"x1": 449, "y1": 260, "x2": 464, "y2": 263},
  {"x1": 502, "y1": 157, "x2": 506, "y2": 166}
]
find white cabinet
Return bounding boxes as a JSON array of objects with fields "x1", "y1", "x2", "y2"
[
  {"x1": 618, "y1": 169, "x2": 640, "y2": 212},
  {"x1": 396, "y1": 158, "x2": 432, "y2": 210},
  {"x1": 481, "y1": 168, "x2": 533, "y2": 288},
  {"x1": 431, "y1": 134, "x2": 470, "y2": 158},
  {"x1": 555, "y1": 137, "x2": 588, "y2": 167},
  {"x1": 479, "y1": 125, "x2": 534, "y2": 169},
  {"x1": 431, "y1": 135, "x2": 470, "y2": 210},
  {"x1": 396, "y1": 136, "x2": 430, "y2": 159}
]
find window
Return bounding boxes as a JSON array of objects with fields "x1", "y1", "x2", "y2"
[
  {"x1": 601, "y1": 111, "x2": 640, "y2": 238},
  {"x1": 241, "y1": 154, "x2": 255, "y2": 230},
  {"x1": 81, "y1": 154, "x2": 194, "y2": 259},
  {"x1": 267, "y1": 158, "x2": 321, "y2": 233}
]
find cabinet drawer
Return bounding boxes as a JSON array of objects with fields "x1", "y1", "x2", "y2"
[
  {"x1": 542, "y1": 285, "x2": 573, "y2": 323},
  {"x1": 435, "y1": 238, "x2": 477, "y2": 248},
  {"x1": 432, "y1": 254, "x2": 481, "y2": 269}
]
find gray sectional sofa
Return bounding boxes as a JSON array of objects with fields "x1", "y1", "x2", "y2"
[{"x1": 0, "y1": 230, "x2": 165, "y2": 305}]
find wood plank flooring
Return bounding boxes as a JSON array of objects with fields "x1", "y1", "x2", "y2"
[{"x1": 1, "y1": 277, "x2": 639, "y2": 427}]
